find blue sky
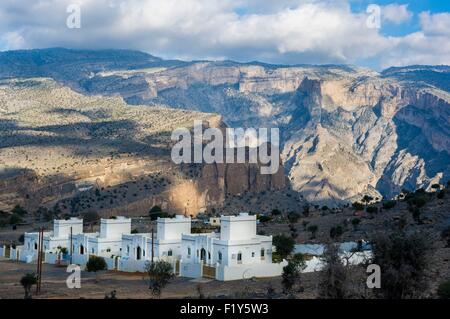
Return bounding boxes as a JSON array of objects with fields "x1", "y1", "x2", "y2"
[{"x1": 0, "y1": 0, "x2": 449, "y2": 70}]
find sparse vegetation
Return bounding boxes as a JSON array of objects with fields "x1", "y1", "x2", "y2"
[{"x1": 145, "y1": 260, "x2": 175, "y2": 298}]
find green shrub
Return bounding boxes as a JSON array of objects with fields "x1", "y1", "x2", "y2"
[
  {"x1": 86, "y1": 255, "x2": 107, "y2": 273},
  {"x1": 382, "y1": 200, "x2": 397, "y2": 209},
  {"x1": 258, "y1": 215, "x2": 272, "y2": 223},
  {"x1": 437, "y1": 281, "x2": 450, "y2": 299},
  {"x1": 366, "y1": 206, "x2": 378, "y2": 214},
  {"x1": 273, "y1": 235, "x2": 295, "y2": 260},
  {"x1": 352, "y1": 202, "x2": 365, "y2": 211},
  {"x1": 270, "y1": 209, "x2": 282, "y2": 216}
]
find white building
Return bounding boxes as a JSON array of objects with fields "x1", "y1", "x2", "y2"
[
  {"x1": 71, "y1": 216, "x2": 131, "y2": 265},
  {"x1": 179, "y1": 213, "x2": 287, "y2": 281},
  {"x1": 119, "y1": 215, "x2": 191, "y2": 272},
  {"x1": 21, "y1": 218, "x2": 83, "y2": 263},
  {"x1": 11, "y1": 213, "x2": 287, "y2": 281}
]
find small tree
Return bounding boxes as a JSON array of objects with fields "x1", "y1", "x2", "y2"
[
  {"x1": 287, "y1": 212, "x2": 300, "y2": 223},
  {"x1": 9, "y1": 213, "x2": 23, "y2": 225},
  {"x1": 270, "y1": 209, "x2": 282, "y2": 216},
  {"x1": 371, "y1": 231, "x2": 431, "y2": 299},
  {"x1": 145, "y1": 260, "x2": 175, "y2": 298},
  {"x1": 12, "y1": 205, "x2": 28, "y2": 216},
  {"x1": 20, "y1": 273, "x2": 38, "y2": 299},
  {"x1": 86, "y1": 255, "x2": 107, "y2": 282},
  {"x1": 307, "y1": 225, "x2": 318, "y2": 239},
  {"x1": 282, "y1": 253, "x2": 306, "y2": 296},
  {"x1": 318, "y1": 244, "x2": 348, "y2": 299},
  {"x1": 351, "y1": 218, "x2": 361, "y2": 230},
  {"x1": 273, "y1": 235, "x2": 295, "y2": 260}
]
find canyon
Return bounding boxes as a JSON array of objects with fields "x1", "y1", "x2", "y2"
[{"x1": 0, "y1": 48, "x2": 449, "y2": 214}]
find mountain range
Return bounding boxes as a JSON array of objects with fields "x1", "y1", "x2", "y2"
[{"x1": 1, "y1": 48, "x2": 449, "y2": 209}]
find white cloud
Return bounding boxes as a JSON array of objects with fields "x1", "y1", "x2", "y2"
[
  {"x1": 0, "y1": 0, "x2": 448, "y2": 69},
  {"x1": 381, "y1": 4, "x2": 413, "y2": 25}
]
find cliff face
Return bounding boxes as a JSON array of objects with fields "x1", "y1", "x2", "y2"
[
  {"x1": 0, "y1": 78, "x2": 286, "y2": 216},
  {"x1": 1, "y1": 49, "x2": 449, "y2": 205}
]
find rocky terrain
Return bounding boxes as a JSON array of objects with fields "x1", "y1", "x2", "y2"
[
  {"x1": 0, "y1": 48, "x2": 449, "y2": 207},
  {"x1": 0, "y1": 77, "x2": 289, "y2": 216}
]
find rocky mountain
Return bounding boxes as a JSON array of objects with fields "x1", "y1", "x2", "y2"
[
  {"x1": 1, "y1": 48, "x2": 449, "y2": 206},
  {"x1": 0, "y1": 77, "x2": 288, "y2": 217}
]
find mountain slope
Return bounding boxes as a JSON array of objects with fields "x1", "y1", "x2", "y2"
[{"x1": 1, "y1": 48, "x2": 449, "y2": 204}]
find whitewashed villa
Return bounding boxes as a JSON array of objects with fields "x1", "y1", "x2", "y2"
[{"x1": 0, "y1": 213, "x2": 288, "y2": 281}]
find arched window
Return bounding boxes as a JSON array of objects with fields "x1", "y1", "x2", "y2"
[
  {"x1": 80, "y1": 244, "x2": 84, "y2": 255},
  {"x1": 208, "y1": 252, "x2": 211, "y2": 260}
]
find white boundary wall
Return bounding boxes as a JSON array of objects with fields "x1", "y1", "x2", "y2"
[
  {"x1": 216, "y1": 260, "x2": 288, "y2": 281},
  {"x1": 179, "y1": 261, "x2": 202, "y2": 278}
]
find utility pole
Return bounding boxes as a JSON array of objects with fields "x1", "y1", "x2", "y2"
[
  {"x1": 151, "y1": 227, "x2": 154, "y2": 264},
  {"x1": 35, "y1": 228, "x2": 41, "y2": 294},
  {"x1": 38, "y1": 227, "x2": 43, "y2": 293},
  {"x1": 70, "y1": 226, "x2": 73, "y2": 265}
]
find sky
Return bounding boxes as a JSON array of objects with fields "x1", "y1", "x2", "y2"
[{"x1": 0, "y1": 0, "x2": 449, "y2": 70}]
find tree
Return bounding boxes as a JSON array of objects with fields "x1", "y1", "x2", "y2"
[
  {"x1": 302, "y1": 220, "x2": 309, "y2": 230},
  {"x1": 282, "y1": 254, "x2": 306, "y2": 296},
  {"x1": 149, "y1": 205, "x2": 162, "y2": 213},
  {"x1": 258, "y1": 215, "x2": 272, "y2": 223},
  {"x1": 351, "y1": 218, "x2": 361, "y2": 230},
  {"x1": 270, "y1": 209, "x2": 282, "y2": 216},
  {"x1": 145, "y1": 260, "x2": 175, "y2": 298},
  {"x1": 273, "y1": 235, "x2": 295, "y2": 260},
  {"x1": 352, "y1": 202, "x2": 365, "y2": 211},
  {"x1": 382, "y1": 200, "x2": 396, "y2": 209},
  {"x1": 307, "y1": 225, "x2": 318, "y2": 239},
  {"x1": 9, "y1": 213, "x2": 23, "y2": 225},
  {"x1": 12, "y1": 205, "x2": 27, "y2": 216},
  {"x1": 20, "y1": 273, "x2": 38, "y2": 299},
  {"x1": 86, "y1": 255, "x2": 107, "y2": 282},
  {"x1": 318, "y1": 244, "x2": 348, "y2": 299},
  {"x1": 370, "y1": 231, "x2": 431, "y2": 299},
  {"x1": 282, "y1": 262, "x2": 301, "y2": 296},
  {"x1": 330, "y1": 225, "x2": 343, "y2": 239},
  {"x1": 287, "y1": 212, "x2": 300, "y2": 223}
]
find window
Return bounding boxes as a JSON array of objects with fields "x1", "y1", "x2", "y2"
[
  {"x1": 143, "y1": 250, "x2": 145, "y2": 257},
  {"x1": 168, "y1": 249, "x2": 173, "y2": 257},
  {"x1": 237, "y1": 252, "x2": 242, "y2": 263},
  {"x1": 208, "y1": 252, "x2": 211, "y2": 260},
  {"x1": 188, "y1": 247, "x2": 191, "y2": 256},
  {"x1": 106, "y1": 248, "x2": 111, "y2": 253},
  {"x1": 218, "y1": 251, "x2": 222, "y2": 263},
  {"x1": 34, "y1": 243, "x2": 37, "y2": 250},
  {"x1": 252, "y1": 252, "x2": 255, "y2": 257},
  {"x1": 127, "y1": 245, "x2": 130, "y2": 255},
  {"x1": 91, "y1": 248, "x2": 95, "y2": 254},
  {"x1": 261, "y1": 248, "x2": 265, "y2": 258}
]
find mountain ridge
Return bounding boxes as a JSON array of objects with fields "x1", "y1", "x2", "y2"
[{"x1": 1, "y1": 48, "x2": 449, "y2": 205}]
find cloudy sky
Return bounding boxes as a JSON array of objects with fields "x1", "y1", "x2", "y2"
[{"x1": 0, "y1": 0, "x2": 449, "y2": 70}]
